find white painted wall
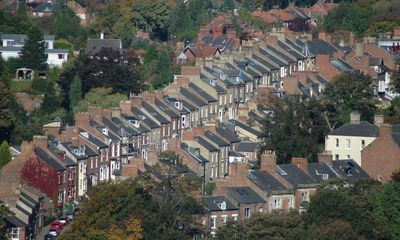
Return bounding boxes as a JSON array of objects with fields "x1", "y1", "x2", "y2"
[{"x1": 325, "y1": 135, "x2": 376, "y2": 166}]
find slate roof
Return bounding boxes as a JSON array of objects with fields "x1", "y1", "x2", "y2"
[
  {"x1": 277, "y1": 164, "x2": 317, "y2": 187},
  {"x1": 5, "y1": 215, "x2": 26, "y2": 227},
  {"x1": 265, "y1": 46, "x2": 293, "y2": 63},
  {"x1": 180, "y1": 99, "x2": 198, "y2": 112},
  {"x1": 306, "y1": 39, "x2": 337, "y2": 55},
  {"x1": 331, "y1": 159, "x2": 369, "y2": 184},
  {"x1": 34, "y1": 147, "x2": 65, "y2": 171},
  {"x1": 79, "y1": 128, "x2": 108, "y2": 148},
  {"x1": 331, "y1": 59, "x2": 353, "y2": 72},
  {"x1": 131, "y1": 107, "x2": 160, "y2": 129},
  {"x1": 110, "y1": 116, "x2": 146, "y2": 135},
  {"x1": 189, "y1": 83, "x2": 217, "y2": 103},
  {"x1": 205, "y1": 131, "x2": 229, "y2": 147},
  {"x1": 249, "y1": 171, "x2": 289, "y2": 194},
  {"x1": 0, "y1": 46, "x2": 21, "y2": 51},
  {"x1": 229, "y1": 151, "x2": 244, "y2": 157},
  {"x1": 259, "y1": 48, "x2": 288, "y2": 67},
  {"x1": 228, "y1": 187, "x2": 266, "y2": 204},
  {"x1": 142, "y1": 102, "x2": 170, "y2": 124},
  {"x1": 33, "y1": 2, "x2": 62, "y2": 12},
  {"x1": 181, "y1": 143, "x2": 208, "y2": 163},
  {"x1": 278, "y1": 40, "x2": 304, "y2": 59},
  {"x1": 237, "y1": 142, "x2": 259, "y2": 152},
  {"x1": 155, "y1": 99, "x2": 179, "y2": 118},
  {"x1": 204, "y1": 196, "x2": 238, "y2": 211},
  {"x1": 85, "y1": 38, "x2": 122, "y2": 55},
  {"x1": 329, "y1": 122, "x2": 379, "y2": 137},
  {"x1": 180, "y1": 87, "x2": 208, "y2": 107},
  {"x1": 307, "y1": 162, "x2": 337, "y2": 183},
  {"x1": 45, "y1": 49, "x2": 69, "y2": 54},
  {"x1": 163, "y1": 96, "x2": 190, "y2": 114},
  {"x1": 195, "y1": 136, "x2": 219, "y2": 152},
  {"x1": 229, "y1": 119, "x2": 263, "y2": 137},
  {"x1": 216, "y1": 125, "x2": 240, "y2": 143}
]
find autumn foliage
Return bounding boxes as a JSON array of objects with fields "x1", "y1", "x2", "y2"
[{"x1": 21, "y1": 157, "x2": 59, "y2": 199}]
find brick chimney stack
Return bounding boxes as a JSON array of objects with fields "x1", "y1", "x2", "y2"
[
  {"x1": 32, "y1": 135, "x2": 48, "y2": 150},
  {"x1": 260, "y1": 151, "x2": 277, "y2": 174},
  {"x1": 318, "y1": 151, "x2": 333, "y2": 166},
  {"x1": 291, "y1": 157, "x2": 308, "y2": 172}
]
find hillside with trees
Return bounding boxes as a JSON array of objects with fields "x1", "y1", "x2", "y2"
[{"x1": 217, "y1": 178, "x2": 400, "y2": 240}]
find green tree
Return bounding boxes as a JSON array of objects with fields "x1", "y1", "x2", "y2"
[
  {"x1": 0, "y1": 81, "x2": 15, "y2": 143},
  {"x1": 75, "y1": 49, "x2": 144, "y2": 95},
  {"x1": 372, "y1": 181, "x2": 400, "y2": 239},
  {"x1": 74, "y1": 87, "x2": 128, "y2": 112},
  {"x1": 60, "y1": 178, "x2": 204, "y2": 240},
  {"x1": 68, "y1": 75, "x2": 82, "y2": 110},
  {"x1": 154, "y1": 50, "x2": 173, "y2": 89},
  {"x1": 54, "y1": 8, "x2": 82, "y2": 40},
  {"x1": 242, "y1": 0, "x2": 257, "y2": 11},
  {"x1": 0, "y1": 140, "x2": 12, "y2": 169},
  {"x1": 0, "y1": 204, "x2": 11, "y2": 239},
  {"x1": 217, "y1": 212, "x2": 306, "y2": 240},
  {"x1": 223, "y1": 0, "x2": 235, "y2": 10},
  {"x1": 264, "y1": 96, "x2": 328, "y2": 163},
  {"x1": 321, "y1": 71, "x2": 377, "y2": 130},
  {"x1": 40, "y1": 81, "x2": 60, "y2": 114},
  {"x1": 20, "y1": 27, "x2": 47, "y2": 71},
  {"x1": 305, "y1": 188, "x2": 383, "y2": 239},
  {"x1": 323, "y1": 3, "x2": 374, "y2": 36},
  {"x1": 391, "y1": 66, "x2": 400, "y2": 93}
]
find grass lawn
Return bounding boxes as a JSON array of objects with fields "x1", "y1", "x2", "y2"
[{"x1": 10, "y1": 80, "x2": 32, "y2": 92}]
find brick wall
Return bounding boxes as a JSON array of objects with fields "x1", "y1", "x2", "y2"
[{"x1": 361, "y1": 125, "x2": 400, "y2": 183}]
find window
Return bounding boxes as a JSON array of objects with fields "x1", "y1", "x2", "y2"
[
  {"x1": 335, "y1": 138, "x2": 339, "y2": 148},
  {"x1": 210, "y1": 215, "x2": 217, "y2": 229},
  {"x1": 58, "y1": 54, "x2": 65, "y2": 59},
  {"x1": 244, "y1": 208, "x2": 251, "y2": 218},
  {"x1": 346, "y1": 155, "x2": 350, "y2": 159},
  {"x1": 335, "y1": 154, "x2": 339, "y2": 160},
  {"x1": 361, "y1": 140, "x2": 365, "y2": 149},
  {"x1": 259, "y1": 207, "x2": 263, "y2": 213},
  {"x1": 172, "y1": 121, "x2": 176, "y2": 130},
  {"x1": 288, "y1": 198, "x2": 294, "y2": 209},
  {"x1": 345, "y1": 139, "x2": 351, "y2": 149},
  {"x1": 221, "y1": 215, "x2": 227, "y2": 226},
  {"x1": 232, "y1": 214, "x2": 238, "y2": 221},
  {"x1": 11, "y1": 228, "x2": 19, "y2": 239},
  {"x1": 301, "y1": 192, "x2": 309, "y2": 202},
  {"x1": 274, "y1": 198, "x2": 281, "y2": 209}
]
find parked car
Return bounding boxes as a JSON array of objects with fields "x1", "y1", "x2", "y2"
[
  {"x1": 48, "y1": 228, "x2": 60, "y2": 237},
  {"x1": 58, "y1": 217, "x2": 69, "y2": 226},
  {"x1": 50, "y1": 221, "x2": 62, "y2": 230},
  {"x1": 66, "y1": 212, "x2": 74, "y2": 220},
  {"x1": 44, "y1": 234, "x2": 55, "y2": 240}
]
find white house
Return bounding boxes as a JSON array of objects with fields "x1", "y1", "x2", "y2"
[
  {"x1": 324, "y1": 111, "x2": 379, "y2": 166},
  {"x1": 0, "y1": 34, "x2": 69, "y2": 67}
]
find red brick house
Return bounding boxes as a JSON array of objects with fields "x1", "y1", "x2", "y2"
[
  {"x1": 203, "y1": 196, "x2": 239, "y2": 237},
  {"x1": 21, "y1": 143, "x2": 67, "y2": 204},
  {"x1": 361, "y1": 124, "x2": 400, "y2": 183}
]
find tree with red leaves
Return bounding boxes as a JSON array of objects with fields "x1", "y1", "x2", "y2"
[{"x1": 21, "y1": 157, "x2": 59, "y2": 199}]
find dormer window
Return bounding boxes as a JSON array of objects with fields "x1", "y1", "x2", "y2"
[
  {"x1": 217, "y1": 201, "x2": 226, "y2": 211},
  {"x1": 129, "y1": 120, "x2": 140, "y2": 128},
  {"x1": 174, "y1": 101, "x2": 182, "y2": 110},
  {"x1": 80, "y1": 131, "x2": 89, "y2": 139},
  {"x1": 102, "y1": 128, "x2": 108, "y2": 136}
]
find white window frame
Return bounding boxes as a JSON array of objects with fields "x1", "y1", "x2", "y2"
[
  {"x1": 221, "y1": 215, "x2": 227, "y2": 226},
  {"x1": 210, "y1": 215, "x2": 217, "y2": 229},
  {"x1": 232, "y1": 214, "x2": 238, "y2": 221},
  {"x1": 345, "y1": 139, "x2": 351, "y2": 149},
  {"x1": 244, "y1": 208, "x2": 251, "y2": 218}
]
